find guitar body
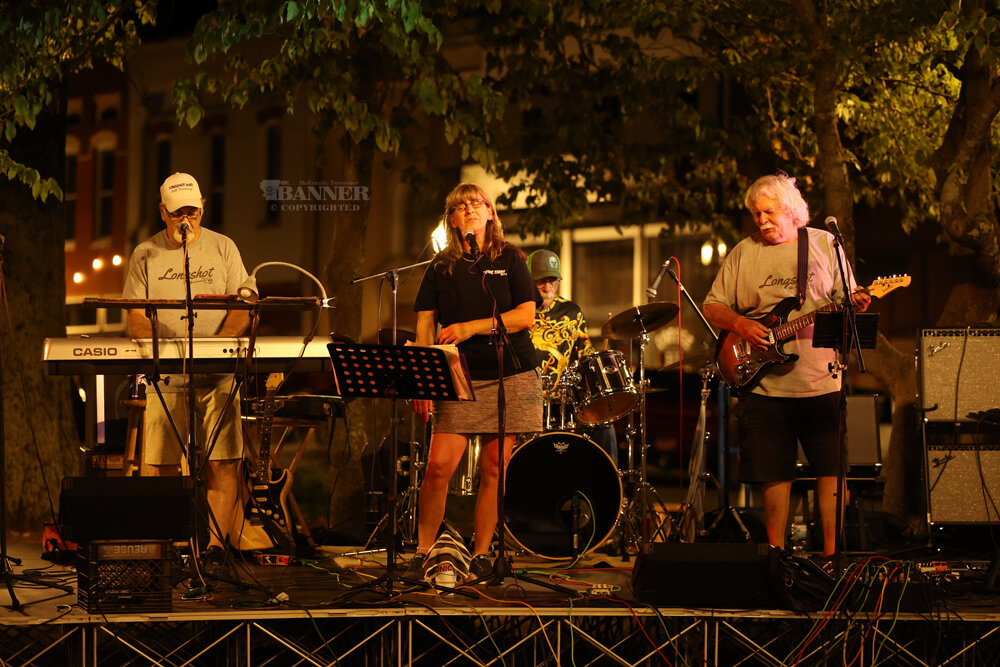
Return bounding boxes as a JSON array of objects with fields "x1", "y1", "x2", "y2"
[
  {"x1": 238, "y1": 372, "x2": 295, "y2": 554},
  {"x1": 243, "y1": 465, "x2": 294, "y2": 553},
  {"x1": 231, "y1": 472, "x2": 278, "y2": 552},
  {"x1": 715, "y1": 296, "x2": 802, "y2": 392},
  {"x1": 713, "y1": 276, "x2": 911, "y2": 392}
]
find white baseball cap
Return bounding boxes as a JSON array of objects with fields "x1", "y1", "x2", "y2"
[{"x1": 160, "y1": 172, "x2": 203, "y2": 212}]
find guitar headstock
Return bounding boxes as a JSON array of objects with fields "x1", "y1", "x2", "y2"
[
  {"x1": 265, "y1": 372, "x2": 285, "y2": 392},
  {"x1": 867, "y1": 275, "x2": 911, "y2": 299}
]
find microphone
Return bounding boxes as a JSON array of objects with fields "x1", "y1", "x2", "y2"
[
  {"x1": 464, "y1": 230, "x2": 481, "y2": 259},
  {"x1": 179, "y1": 220, "x2": 192, "y2": 242},
  {"x1": 825, "y1": 216, "x2": 844, "y2": 243},
  {"x1": 646, "y1": 258, "x2": 672, "y2": 299}
]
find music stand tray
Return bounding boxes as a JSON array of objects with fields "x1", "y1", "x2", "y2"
[
  {"x1": 327, "y1": 343, "x2": 469, "y2": 402},
  {"x1": 812, "y1": 312, "x2": 879, "y2": 350}
]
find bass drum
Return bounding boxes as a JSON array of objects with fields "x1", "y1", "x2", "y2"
[{"x1": 504, "y1": 432, "x2": 622, "y2": 559}]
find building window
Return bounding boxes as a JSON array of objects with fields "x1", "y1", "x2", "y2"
[
  {"x1": 209, "y1": 132, "x2": 225, "y2": 228},
  {"x1": 93, "y1": 148, "x2": 115, "y2": 239},
  {"x1": 265, "y1": 124, "x2": 282, "y2": 224},
  {"x1": 572, "y1": 238, "x2": 633, "y2": 334}
]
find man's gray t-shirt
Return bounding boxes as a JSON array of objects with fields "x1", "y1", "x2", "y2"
[
  {"x1": 703, "y1": 227, "x2": 856, "y2": 398},
  {"x1": 122, "y1": 228, "x2": 248, "y2": 390}
]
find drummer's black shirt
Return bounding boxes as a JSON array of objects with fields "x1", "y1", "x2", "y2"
[{"x1": 414, "y1": 245, "x2": 541, "y2": 381}]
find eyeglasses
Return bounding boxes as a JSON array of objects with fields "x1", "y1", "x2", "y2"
[
  {"x1": 451, "y1": 199, "x2": 487, "y2": 213},
  {"x1": 165, "y1": 208, "x2": 203, "y2": 221}
]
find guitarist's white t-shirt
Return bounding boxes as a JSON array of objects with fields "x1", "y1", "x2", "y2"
[{"x1": 704, "y1": 227, "x2": 856, "y2": 398}]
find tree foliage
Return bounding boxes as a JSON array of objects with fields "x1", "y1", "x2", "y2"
[
  {"x1": 174, "y1": 0, "x2": 505, "y2": 175},
  {"x1": 0, "y1": 1, "x2": 155, "y2": 199}
]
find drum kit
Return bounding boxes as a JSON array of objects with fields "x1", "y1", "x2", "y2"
[{"x1": 392, "y1": 300, "x2": 710, "y2": 560}]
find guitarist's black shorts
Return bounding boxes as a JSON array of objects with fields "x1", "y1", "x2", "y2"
[{"x1": 734, "y1": 391, "x2": 846, "y2": 482}]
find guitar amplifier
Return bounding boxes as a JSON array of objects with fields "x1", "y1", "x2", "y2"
[
  {"x1": 925, "y1": 421, "x2": 1000, "y2": 525},
  {"x1": 919, "y1": 329, "x2": 1000, "y2": 421}
]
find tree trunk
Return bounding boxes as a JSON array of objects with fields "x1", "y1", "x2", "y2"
[
  {"x1": 320, "y1": 138, "x2": 374, "y2": 540},
  {"x1": 0, "y1": 111, "x2": 78, "y2": 532}
]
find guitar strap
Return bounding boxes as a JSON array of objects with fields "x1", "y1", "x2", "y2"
[{"x1": 796, "y1": 227, "x2": 808, "y2": 309}]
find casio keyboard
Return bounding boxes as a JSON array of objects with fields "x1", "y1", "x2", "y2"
[{"x1": 43, "y1": 336, "x2": 333, "y2": 375}]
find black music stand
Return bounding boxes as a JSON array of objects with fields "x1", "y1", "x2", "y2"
[
  {"x1": 813, "y1": 312, "x2": 879, "y2": 351},
  {"x1": 327, "y1": 342, "x2": 472, "y2": 598}
]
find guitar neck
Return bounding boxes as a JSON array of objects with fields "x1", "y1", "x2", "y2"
[
  {"x1": 256, "y1": 392, "x2": 276, "y2": 481},
  {"x1": 771, "y1": 302, "x2": 840, "y2": 342}
]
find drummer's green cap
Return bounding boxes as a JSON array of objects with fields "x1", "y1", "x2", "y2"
[{"x1": 528, "y1": 249, "x2": 561, "y2": 281}]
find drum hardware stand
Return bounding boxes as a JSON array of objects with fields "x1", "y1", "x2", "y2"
[
  {"x1": 619, "y1": 331, "x2": 673, "y2": 547},
  {"x1": 396, "y1": 419, "x2": 427, "y2": 545}
]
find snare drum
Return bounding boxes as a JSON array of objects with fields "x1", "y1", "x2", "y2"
[{"x1": 570, "y1": 350, "x2": 638, "y2": 424}]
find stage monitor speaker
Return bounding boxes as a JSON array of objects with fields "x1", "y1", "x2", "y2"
[
  {"x1": 919, "y1": 329, "x2": 1000, "y2": 422},
  {"x1": 632, "y1": 542, "x2": 774, "y2": 608},
  {"x1": 796, "y1": 394, "x2": 882, "y2": 477},
  {"x1": 59, "y1": 476, "x2": 194, "y2": 543},
  {"x1": 925, "y1": 441, "x2": 1000, "y2": 525}
]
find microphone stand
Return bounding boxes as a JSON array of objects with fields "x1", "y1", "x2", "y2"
[
  {"x1": 179, "y1": 227, "x2": 211, "y2": 571},
  {"x1": 468, "y1": 247, "x2": 573, "y2": 596},
  {"x1": 350, "y1": 260, "x2": 431, "y2": 572},
  {"x1": 828, "y1": 230, "x2": 864, "y2": 565}
]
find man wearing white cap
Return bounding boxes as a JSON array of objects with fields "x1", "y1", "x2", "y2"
[{"x1": 122, "y1": 172, "x2": 253, "y2": 563}]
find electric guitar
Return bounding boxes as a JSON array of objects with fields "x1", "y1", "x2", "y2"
[
  {"x1": 243, "y1": 373, "x2": 293, "y2": 552},
  {"x1": 715, "y1": 275, "x2": 910, "y2": 391}
]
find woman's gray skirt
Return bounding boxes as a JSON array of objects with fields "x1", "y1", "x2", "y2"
[{"x1": 432, "y1": 369, "x2": 543, "y2": 435}]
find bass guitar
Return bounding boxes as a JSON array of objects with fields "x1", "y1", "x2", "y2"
[
  {"x1": 243, "y1": 372, "x2": 293, "y2": 552},
  {"x1": 715, "y1": 275, "x2": 910, "y2": 392}
]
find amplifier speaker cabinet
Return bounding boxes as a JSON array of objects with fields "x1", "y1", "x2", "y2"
[
  {"x1": 59, "y1": 476, "x2": 194, "y2": 543},
  {"x1": 919, "y1": 329, "x2": 1000, "y2": 422},
  {"x1": 632, "y1": 542, "x2": 774, "y2": 608},
  {"x1": 925, "y1": 420, "x2": 1000, "y2": 525},
  {"x1": 796, "y1": 394, "x2": 882, "y2": 478}
]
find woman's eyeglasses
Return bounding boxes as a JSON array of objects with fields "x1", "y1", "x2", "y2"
[{"x1": 451, "y1": 199, "x2": 487, "y2": 213}]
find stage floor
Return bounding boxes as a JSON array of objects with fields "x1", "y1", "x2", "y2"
[{"x1": 5, "y1": 532, "x2": 1000, "y2": 666}]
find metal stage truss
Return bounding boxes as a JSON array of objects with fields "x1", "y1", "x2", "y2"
[{"x1": 4, "y1": 607, "x2": 1000, "y2": 666}]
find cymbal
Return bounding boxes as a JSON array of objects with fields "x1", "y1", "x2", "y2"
[
  {"x1": 376, "y1": 328, "x2": 416, "y2": 345},
  {"x1": 660, "y1": 352, "x2": 715, "y2": 373},
  {"x1": 601, "y1": 302, "x2": 679, "y2": 340}
]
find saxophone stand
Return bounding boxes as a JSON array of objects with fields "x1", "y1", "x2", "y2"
[
  {"x1": 326, "y1": 342, "x2": 475, "y2": 599},
  {"x1": 656, "y1": 260, "x2": 752, "y2": 544}
]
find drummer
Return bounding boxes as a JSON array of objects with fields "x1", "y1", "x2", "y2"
[{"x1": 527, "y1": 250, "x2": 618, "y2": 467}]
